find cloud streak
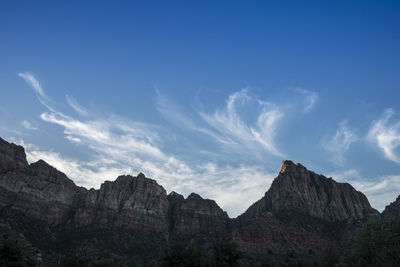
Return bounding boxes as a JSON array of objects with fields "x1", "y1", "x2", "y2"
[
  {"x1": 200, "y1": 89, "x2": 285, "y2": 157},
  {"x1": 368, "y1": 108, "x2": 400, "y2": 164},
  {"x1": 17, "y1": 74, "x2": 277, "y2": 217},
  {"x1": 21, "y1": 120, "x2": 38, "y2": 130},
  {"x1": 18, "y1": 72, "x2": 56, "y2": 112},
  {"x1": 155, "y1": 88, "x2": 235, "y2": 145},
  {"x1": 323, "y1": 120, "x2": 358, "y2": 165},
  {"x1": 66, "y1": 95, "x2": 88, "y2": 116},
  {"x1": 18, "y1": 72, "x2": 46, "y2": 99},
  {"x1": 295, "y1": 88, "x2": 318, "y2": 112}
]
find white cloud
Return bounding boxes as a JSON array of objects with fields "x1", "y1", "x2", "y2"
[
  {"x1": 40, "y1": 111, "x2": 168, "y2": 161},
  {"x1": 368, "y1": 108, "x2": 400, "y2": 164},
  {"x1": 327, "y1": 169, "x2": 361, "y2": 182},
  {"x1": 352, "y1": 175, "x2": 400, "y2": 212},
  {"x1": 21, "y1": 120, "x2": 38, "y2": 130},
  {"x1": 26, "y1": 148, "x2": 130, "y2": 188},
  {"x1": 16, "y1": 74, "x2": 275, "y2": 217},
  {"x1": 16, "y1": 74, "x2": 306, "y2": 217},
  {"x1": 18, "y1": 72, "x2": 46, "y2": 98},
  {"x1": 323, "y1": 120, "x2": 358, "y2": 165},
  {"x1": 155, "y1": 88, "x2": 235, "y2": 145},
  {"x1": 66, "y1": 136, "x2": 81, "y2": 143},
  {"x1": 14, "y1": 73, "x2": 400, "y2": 217},
  {"x1": 18, "y1": 72, "x2": 56, "y2": 112},
  {"x1": 37, "y1": 102, "x2": 276, "y2": 216},
  {"x1": 194, "y1": 163, "x2": 275, "y2": 215},
  {"x1": 295, "y1": 88, "x2": 318, "y2": 112},
  {"x1": 66, "y1": 95, "x2": 88, "y2": 116},
  {"x1": 200, "y1": 89, "x2": 285, "y2": 157}
]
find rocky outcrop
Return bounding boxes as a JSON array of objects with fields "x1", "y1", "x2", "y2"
[
  {"x1": 0, "y1": 147, "x2": 85, "y2": 224},
  {"x1": 0, "y1": 137, "x2": 28, "y2": 172},
  {"x1": 382, "y1": 195, "x2": 400, "y2": 218},
  {"x1": 74, "y1": 173, "x2": 170, "y2": 234},
  {"x1": 233, "y1": 160, "x2": 381, "y2": 265},
  {"x1": 240, "y1": 160, "x2": 379, "y2": 224},
  {"x1": 169, "y1": 192, "x2": 230, "y2": 238}
]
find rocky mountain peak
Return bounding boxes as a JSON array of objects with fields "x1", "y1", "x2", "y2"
[
  {"x1": 137, "y1": 172, "x2": 146, "y2": 179},
  {"x1": 187, "y1": 192, "x2": 203, "y2": 200},
  {"x1": 168, "y1": 190, "x2": 181, "y2": 196},
  {"x1": 279, "y1": 160, "x2": 308, "y2": 176},
  {"x1": 242, "y1": 160, "x2": 379, "y2": 223},
  {"x1": 0, "y1": 137, "x2": 28, "y2": 172},
  {"x1": 167, "y1": 191, "x2": 184, "y2": 203}
]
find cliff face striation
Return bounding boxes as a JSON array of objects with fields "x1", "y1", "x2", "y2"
[{"x1": 0, "y1": 138, "x2": 396, "y2": 266}]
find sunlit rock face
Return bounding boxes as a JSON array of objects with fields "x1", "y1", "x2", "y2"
[{"x1": 382, "y1": 195, "x2": 400, "y2": 218}]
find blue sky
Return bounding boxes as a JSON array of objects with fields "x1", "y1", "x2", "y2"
[{"x1": 1, "y1": 0, "x2": 400, "y2": 217}]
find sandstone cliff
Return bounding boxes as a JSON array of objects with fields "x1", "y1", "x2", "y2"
[
  {"x1": 231, "y1": 161, "x2": 380, "y2": 265},
  {"x1": 240, "y1": 160, "x2": 379, "y2": 224},
  {"x1": 0, "y1": 137, "x2": 231, "y2": 265},
  {"x1": 0, "y1": 137, "x2": 395, "y2": 266}
]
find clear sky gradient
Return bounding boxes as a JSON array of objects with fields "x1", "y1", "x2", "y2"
[{"x1": 1, "y1": 0, "x2": 400, "y2": 216}]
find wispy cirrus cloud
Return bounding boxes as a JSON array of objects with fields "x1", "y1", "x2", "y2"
[
  {"x1": 66, "y1": 95, "x2": 88, "y2": 116},
  {"x1": 18, "y1": 72, "x2": 46, "y2": 99},
  {"x1": 15, "y1": 72, "x2": 400, "y2": 217},
  {"x1": 368, "y1": 108, "x2": 400, "y2": 164},
  {"x1": 18, "y1": 72, "x2": 56, "y2": 112},
  {"x1": 295, "y1": 88, "x2": 318, "y2": 112},
  {"x1": 200, "y1": 89, "x2": 285, "y2": 157},
  {"x1": 322, "y1": 120, "x2": 358, "y2": 165},
  {"x1": 18, "y1": 73, "x2": 277, "y2": 217},
  {"x1": 156, "y1": 87, "x2": 321, "y2": 159},
  {"x1": 40, "y1": 112, "x2": 167, "y2": 161},
  {"x1": 155, "y1": 88, "x2": 235, "y2": 145},
  {"x1": 21, "y1": 120, "x2": 38, "y2": 130}
]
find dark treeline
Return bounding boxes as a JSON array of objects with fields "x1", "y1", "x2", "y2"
[
  {"x1": 320, "y1": 216, "x2": 400, "y2": 267},
  {"x1": 1, "y1": 217, "x2": 400, "y2": 266}
]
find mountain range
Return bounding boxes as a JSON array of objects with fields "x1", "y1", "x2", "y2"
[{"x1": 0, "y1": 137, "x2": 399, "y2": 266}]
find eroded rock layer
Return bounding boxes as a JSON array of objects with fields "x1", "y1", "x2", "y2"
[{"x1": 0, "y1": 138, "x2": 395, "y2": 266}]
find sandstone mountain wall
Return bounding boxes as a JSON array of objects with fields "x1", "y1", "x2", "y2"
[{"x1": 0, "y1": 137, "x2": 397, "y2": 266}]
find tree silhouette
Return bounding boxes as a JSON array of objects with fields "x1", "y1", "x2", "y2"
[{"x1": 339, "y1": 216, "x2": 400, "y2": 266}]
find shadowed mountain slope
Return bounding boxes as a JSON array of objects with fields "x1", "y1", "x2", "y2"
[{"x1": 0, "y1": 137, "x2": 395, "y2": 266}]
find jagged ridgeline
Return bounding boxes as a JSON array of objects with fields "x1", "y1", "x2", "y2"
[{"x1": 0, "y1": 137, "x2": 398, "y2": 266}]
